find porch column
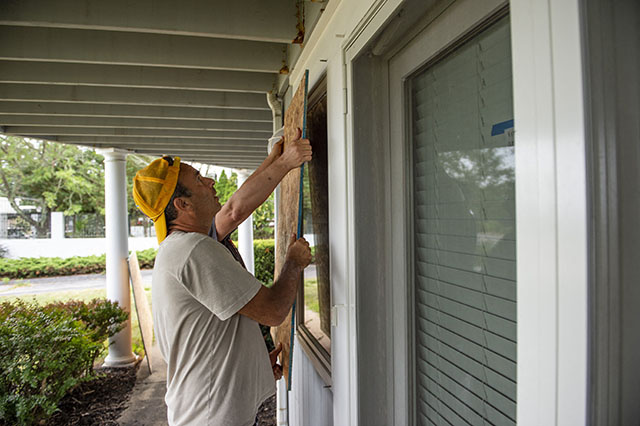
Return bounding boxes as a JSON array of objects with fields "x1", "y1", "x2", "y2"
[
  {"x1": 100, "y1": 148, "x2": 137, "y2": 367},
  {"x1": 236, "y1": 169, "x2": 255, "y2": 274}
]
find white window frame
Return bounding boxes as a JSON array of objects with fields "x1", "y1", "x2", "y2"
[
  {"x1": 388, "y1": 2, "x2": 510, "y2": 424},
  {"x1": 511, "y1": 0, "x2": 588, "y2": 424}
]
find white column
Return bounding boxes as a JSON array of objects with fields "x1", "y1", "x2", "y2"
[
  {"x1": 236, "y1": 169, "x2": 255, "y2": 274},
  {"x1": 99, "y1": 149, "x2": 137, "y2": 367},
  {"x1": 50, "y1": 212, "x2": 64, "y2": 239}
]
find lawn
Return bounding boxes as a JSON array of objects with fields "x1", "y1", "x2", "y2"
[
  {"x1": 304, "y1": 278, "x2": 319, "y2": 313},
  {"x1": 0, "y1": 286, "x2": 152, "y2": 364}
]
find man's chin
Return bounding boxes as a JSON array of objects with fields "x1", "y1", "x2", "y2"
[{"x1": 213, "y1": 202, "x2": 222, "y2": 215}]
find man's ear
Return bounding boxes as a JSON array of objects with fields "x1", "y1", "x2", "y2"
[{"x1": 173, "y1": 196, "x2": 190, "y2": 212}]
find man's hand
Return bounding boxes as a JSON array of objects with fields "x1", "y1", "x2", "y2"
[
  {"x1": 278, "y1": 128, "x2": 312, "y2": 171},
  {"x1": 270, "y1": 343, "x2": 283, "y2": 381},
  {"x1": 285, "y1": 234, "x2": 312, "y2": 269},
  {"x1": 237, "y1": 235, "x2": 311, "y2": 326}
]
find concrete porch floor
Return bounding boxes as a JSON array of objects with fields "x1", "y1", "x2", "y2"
[{"x1": 118, "y1": 343, "x2": 168, "y2": 425}]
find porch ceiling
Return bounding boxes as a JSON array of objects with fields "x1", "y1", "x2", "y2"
[{"x1": 0, "y1": 0, "x2": 310, "y2": 169}]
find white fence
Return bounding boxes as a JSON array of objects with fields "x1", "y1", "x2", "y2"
[{"x1": 0, "y1": 237, "x2": 158, "y2": 259}]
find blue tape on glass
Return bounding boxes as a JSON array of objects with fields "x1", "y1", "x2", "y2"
[{"x1": 491, "y1": 119, "x2": 514, "y2": 136}]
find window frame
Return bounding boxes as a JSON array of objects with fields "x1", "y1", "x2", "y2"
[{"x1": 295, "y1": 74, "x2": 332, "y2": 387}]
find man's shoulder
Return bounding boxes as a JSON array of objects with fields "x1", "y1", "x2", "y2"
[
  {"x1": 162, "y1": 231, "x2": 215, "y2": 249},
  {"x1": 156, "y1": 232, "x2": 210, "y2": 262},
  {"x1": 158, "y1": 231, "x2": 230, "y2": 262}
]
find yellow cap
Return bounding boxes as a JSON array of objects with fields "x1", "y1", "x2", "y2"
[{"x1": 133, "y1": 157, "x2": 181, "y2": 244}]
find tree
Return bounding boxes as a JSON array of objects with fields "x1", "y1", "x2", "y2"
[
  {"x1": 0, "y1": 135, "x2": 105, "y2": 236},
  {"x1": 213, "y1": 170, "x2": 274, "y2": 239}
]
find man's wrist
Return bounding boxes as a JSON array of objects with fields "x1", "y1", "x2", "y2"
[{"x1": 273, "y1": 156, "x2": 294, "y2": 174}]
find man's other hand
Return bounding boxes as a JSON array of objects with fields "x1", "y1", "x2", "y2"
[
  {"x1": 279, "y1": 128, "x2": 312, "y2": 170},
  {"x1": 285, "y1": 234, "x2": 312, "y2": 269},
  {"x1": 270, "y1": 343, "x2": 284, "y2": 381}
]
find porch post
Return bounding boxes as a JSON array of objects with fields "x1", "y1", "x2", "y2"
[
  {"x1": 236, "y1": 169, "x2": 255, "y2": 274},
  {"x1": 100, "y1": 148, "x2": 137, "y2": 367}
]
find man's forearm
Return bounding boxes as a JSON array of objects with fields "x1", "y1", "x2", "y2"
[
  {"x1": 241, "y1": 144, "x2": 281, "y2": 187},
  {"x1": 223, "y1": 157, "x2": 289, "y2": 221},
  {"x1": 269, "y1": 259, "x2": 303, "y2": 323}
]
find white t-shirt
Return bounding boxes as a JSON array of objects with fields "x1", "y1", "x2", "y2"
[{"x1": 152, "y1": 231, "x2": 274, "y2": 426}]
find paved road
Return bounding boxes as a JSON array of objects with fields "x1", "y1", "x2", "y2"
[
  {"x1": 0, "y1": 263, "x2": 316, "y2": 298},
  {"x1": 0, "y1": 270, "x2": 154, "y2": 297}
]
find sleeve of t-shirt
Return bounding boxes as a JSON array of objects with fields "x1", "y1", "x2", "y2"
[{"x1": 179, "y1": 236, "x2": 262, "y2": 321}]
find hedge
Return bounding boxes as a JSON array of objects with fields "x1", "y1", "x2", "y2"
[
  {"x1": 0, "y1": 299, "x2": 128, "y2": 425},
  {"x1": 253, "y1": 239, "x2": 274, "y2": 287},
  {"x1": 0, "y1": 240, "x2": 276, "y2": 286}
]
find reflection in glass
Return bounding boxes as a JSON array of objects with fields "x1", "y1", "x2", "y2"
[
  {"x1": 301, "y1": 92, "x2": 331, "y2": 356},
  {"x1": 411, "y1": 16, "x2": 516, "y2": 425}
]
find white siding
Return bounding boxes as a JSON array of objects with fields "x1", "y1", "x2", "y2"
[{"x1": 289, "y1": 336, "x2": 333, "y2": 426}]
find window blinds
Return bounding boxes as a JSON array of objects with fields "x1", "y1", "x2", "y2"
[{"x1": 411, "y1": 16, "x2": 516, "y2": 426}]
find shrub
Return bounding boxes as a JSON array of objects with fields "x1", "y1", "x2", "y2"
[
  {"x1": 0, "y1": 254, "x2": 106, "y2": 280},
  {"x1": 254, "y1": 239, "x2": 274, "y2": 287},
  {"x1": 0, "y1": 241, "x2": 275, "y2": 284},
  {"x1": 135, "y1": 248, "x2": 157, "y2": 269},
  {"x1": 0, "y1": 249, "x2": 157, "y2": 280},
  {"x1": 44, "y1": 299, "x2": 129, "y2": 374},
  {"x1": 0, "y1": 299, "x2": 128, "y2": 425}
]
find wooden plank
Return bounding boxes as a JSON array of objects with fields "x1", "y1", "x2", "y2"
[
  {"x1": 273, "y1": 71, "x2": 308, "y2": 389},
  {"x1": 128, "y1": 251, "x2": 154, "y2": 374}
]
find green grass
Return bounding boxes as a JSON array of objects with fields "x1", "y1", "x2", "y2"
[
  {"x1": 304, "y1": 278, "x2": 319, "y2": 314},
  {"x1": 0, "y1": 286, "x2": 152, "y2": 365}
]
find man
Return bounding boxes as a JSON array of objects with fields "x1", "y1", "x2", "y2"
[{"x1": 132, "y1": 130, "x2": 312, "y2": 425}]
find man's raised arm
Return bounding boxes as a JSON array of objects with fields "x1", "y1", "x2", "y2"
[{"x1": 214, "y1": 129, "x2": 311, "y2": 240}]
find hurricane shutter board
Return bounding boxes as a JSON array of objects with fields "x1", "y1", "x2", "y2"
[{"x1": 273, "y1": 72, "x2": 308, "y2": 388}]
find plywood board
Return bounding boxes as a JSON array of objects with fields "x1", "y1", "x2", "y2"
[
  {"x1": 273, "y1": 71, "x2": 308, "y2": 389},
  {"x1": 128, "y1": 251, "x2": 154, "y2": 374}
]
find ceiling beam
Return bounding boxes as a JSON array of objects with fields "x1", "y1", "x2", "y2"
[
  {"x1": 0, "y1": 101, "x2": 273, "y2": 122},
  {"x1": 0, "y1": 26, "x2": 286, "y2": 73},
  {"x1": 90, "y1": 148, "x2": 264, "y2": 168},
  {"x1": 51, "y1": 136, "x2": 269, "y2": 148},
  {"x1": 0, "y1": 0, "x2": 298, "y2": 43},
  {"x1": 117, "y1": 148, "x2": 266, "y2": 157},
  {"x1": 0, "y1": 61, "x2": 278, "y2": 93},
  {"x1": 0, "y1": 115, "x2": 272, "y2": 132},
  {"x1": 126, "y1": 149, "x2": 265, "y2": 161},
  {"x1": 5, "y1": 126, "x2": 271, "y2": 140},
  {"x1": 27, "y1": 135, "x2": 268, "y2": 161},
  {"x1": 11, "y1": 126, "x2": 268, "y2": 141},
  {"x1": 82, "y1": 142, "x2": 268, "y2": 152},
  {"x1": 0, "y1": 84, "x2": 270, "y2": 110}
]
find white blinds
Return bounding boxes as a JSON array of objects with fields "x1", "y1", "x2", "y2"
[{"x1": 411, "y1": 16, "x2": 516, "y2": 426}]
